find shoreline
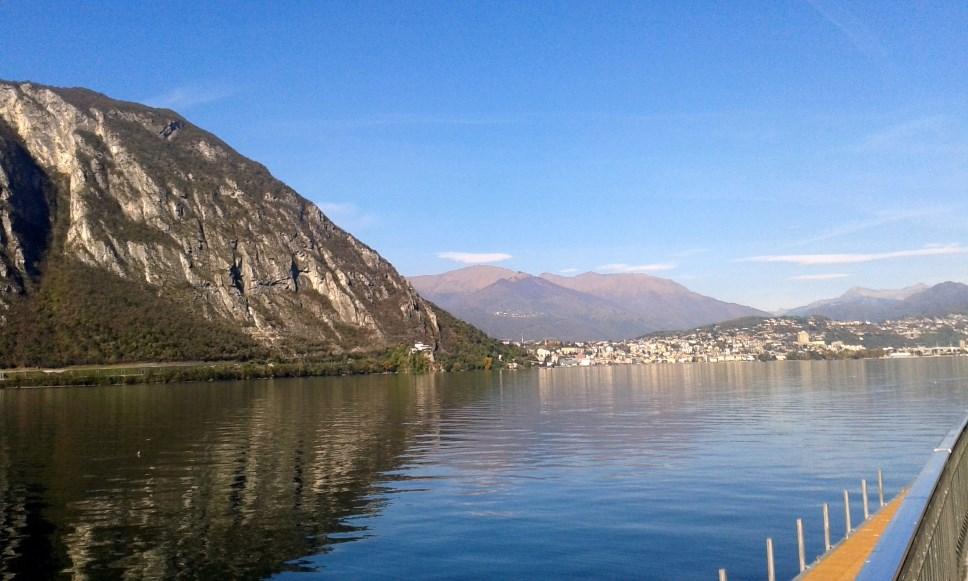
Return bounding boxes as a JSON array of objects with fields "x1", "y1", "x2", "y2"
[
  {"x1": 0, "y1": 358, "x2": 407, "y2": 389},
  {"x1": 537, "y1": 352, "x2": 967, "y2": 369},
  {"x1": 2, "y1": 352, "x2": 964, "y2": 389}
]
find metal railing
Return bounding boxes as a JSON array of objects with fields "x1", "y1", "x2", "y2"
[
  {"x1": 858, "y1": 413, "x2": 968, "y2": 581},
  {"x1": 717, "y1": 470, "x2": 888, "y2": 580},
  {"x1": 717, "y1": 412, "x2": 968, "y2": 580}
]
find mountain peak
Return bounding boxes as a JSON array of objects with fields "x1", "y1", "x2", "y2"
[
  {"x1": 541, "y1": 270, "x2": 689, "y2": 296},
  {"x1": 409, "y1": 264, "x2": 528, "y2": 296},
  {"x1": 411, "y1": 266, "x2": 766, "y2": 340},
  {"x1": 786, "y1": 281, "x2": 968, "y2": 321},
  {"x1": 451, "y1": 264, "x2": 521, "y2": 276},
  {"x1": 539, "y1": 270, "x2": 665, "y2": 280},
  {"x1": 841, "y1": 284, "x2": 929, "y2": 301},
  {"x1": 0, "y1": 80, "x2": 488, "y2": 366}
]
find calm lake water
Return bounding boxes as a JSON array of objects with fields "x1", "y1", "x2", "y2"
[{"x1": 2, "y1": 358, "x2": 968, "y2": 580}]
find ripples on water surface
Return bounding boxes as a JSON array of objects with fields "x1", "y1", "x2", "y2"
[{"x1": 2, "y1": 358, "x2": 968, "y2": 579}]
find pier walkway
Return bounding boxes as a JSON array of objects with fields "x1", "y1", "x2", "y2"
[
  {"x1": 800, "y1": 490, "x2": 907, "y2": 580},
  {"x1": 721, "y1": 412, "x2": 968, "y2": 580},
  {"x1": 797, "y1": 412, "x2": 968, "y2": 581}
]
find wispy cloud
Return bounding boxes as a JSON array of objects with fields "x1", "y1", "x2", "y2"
[
  {"x1": 145, "y1": 82, "x2": 235, "y2": 111},
  {"x1": 319, "y1": 201, "x2": 378, "y2": 230},
  {"x1": 437, "y1": 251, "x2": 512, "y2": 265},
  {"x1": 806, "y1": 0, "x2": 887, "y2": 62},
  {"x1": 789, "y1": 207, "x2": 946, "y2": 247},
  {"x1": 788, "y1": 273, "x2": 850, "y2": 281},
  {"x1": 597, "y1": 263, "x2": 676, "y2": 273},
  {"x1": 559, "y1": 268, "x2": 580, "y2": 274},
  {"x1": 850, "y1": 116, "x2": 965, "y2": 156},
  {"x1": 741, "y1": 244, "x2": 968, "y2": 266}
]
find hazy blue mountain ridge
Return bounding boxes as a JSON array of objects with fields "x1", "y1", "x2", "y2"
[{"x1": 785, "y1": 282, "x2": 968, "y2": 322}]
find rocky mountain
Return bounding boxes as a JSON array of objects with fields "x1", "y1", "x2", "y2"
[
  {"x1": 409, "y1": 266, "x2": 767, "y2": 341},
  {"x1": 785, "y1": 282, "x2": 968, "y2": 321},
  {"x1": 0, "y1": 80, "x2": 498, "y2": 368}
]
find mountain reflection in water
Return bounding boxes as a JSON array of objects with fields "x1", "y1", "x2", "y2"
[{"x1": 0, "y1": 374, "x2": 466, "y2": 578}]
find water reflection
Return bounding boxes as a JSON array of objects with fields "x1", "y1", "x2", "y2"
[
  {"x1": 0, "y1": 374, "x2": 472, "y2": 578},
  {"x1": 1, "y1": 358, "x2": 968, "y2": 580}
]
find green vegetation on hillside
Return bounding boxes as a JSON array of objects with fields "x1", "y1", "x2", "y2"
[
  {"x1": 1, "y1": 83, "x2": 527, "y2": 379},
  {"x1": 432, "y1": 306, "x2": 529, "y2": 371},
  {"x1": 0, "y1": 358, "x2": 393, "y2": 388},
  {"x1": 778, "y1": 348, "x2": 887, "y2": 361},
  {"x1": 0, "y1": 258, "x2": 526, "y2": 375},
  {"x1": 0, "y1": 259, "x2": 263, "y2": 368}
]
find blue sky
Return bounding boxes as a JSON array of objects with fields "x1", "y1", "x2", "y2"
[{"x1": 1, "y1": 1, "x2": 966, "y2": 310}]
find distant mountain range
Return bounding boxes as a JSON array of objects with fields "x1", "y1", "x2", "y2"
[
  {"x1": 784, "y1": 282, "x2": 968, "y2": 321},
  {"x1": 409, "y1": 266, "x2": 767, "y2": 341}
]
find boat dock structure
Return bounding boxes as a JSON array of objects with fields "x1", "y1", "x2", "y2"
[
  {"x1": 719, "y1": 412, "x2": 968, "y2": 581},
  {"x1": 799, "y1": 490, "x2": 907, "y2": 580}
]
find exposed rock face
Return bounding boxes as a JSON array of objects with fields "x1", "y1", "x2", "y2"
[
  {"x1": 0, "y1": 81, "x2": 442, "y2": 360},
  {"x1": 0, "y1": 117, "x2": 53, "y2": 314}
]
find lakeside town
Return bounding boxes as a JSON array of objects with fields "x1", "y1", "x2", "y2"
[{"x1": 520, "y1": 315, "x2": 968, "y2": 367}]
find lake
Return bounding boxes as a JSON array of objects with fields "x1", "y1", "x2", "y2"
[{"x1": 2, "y1": 358, "x2": 968, "y2": 579}]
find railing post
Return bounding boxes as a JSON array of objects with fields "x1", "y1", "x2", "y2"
[
  {"x1": 797, "y1": 518, "x2": 806, "y2": 572},
  {"x1": 844, "y1": 490, "x2": 852, "y2": 536},
  {"x1": 878, "y1": 468, "x2": 885, "y2": 507},
  {"x1": 823, "y1": 503, "x2": 831, "y2": 551},
  {"x1": 766, "y1": 537, "x2": 775, "y2": 581},
  {"x1": 862, "y1": 479, "x2": 870, "y2": 520},
  {"x1": 718, "y1": 568, "x2": 727, "y2": 581}
]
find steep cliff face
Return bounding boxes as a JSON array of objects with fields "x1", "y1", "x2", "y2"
[
  {"x1": 0, "y1": 81, "x2": 443, "y2": 365},
  {"x1": 0, "y1": 117, "x2": 53, "y2": 312}
]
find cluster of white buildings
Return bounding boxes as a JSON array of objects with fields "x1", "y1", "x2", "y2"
[{"x1": 524, "y1": 315, "x2": 968, "y2": 367}]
